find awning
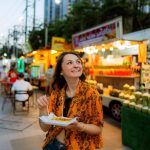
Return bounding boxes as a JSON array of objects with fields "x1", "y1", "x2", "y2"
[{"x1": 123, "y1": 28, "x2": 150, "y2": 41}]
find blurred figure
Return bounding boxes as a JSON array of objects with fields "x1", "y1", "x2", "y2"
[
  {"x1": 8, "y1": 67, "x2": 18, "y2": 83},
  {"x1": 24, "y1": 66, "x2": 31, "y2": 82},
  {"x1": 0, "y1": 65, "x2": 8, "y2": 80},
  {"x1": 45, "y1": 65, "x2": 54, "y2": 94},
  {"x1": 11, "y1": 73, "x2": 33, "y2": 110}
]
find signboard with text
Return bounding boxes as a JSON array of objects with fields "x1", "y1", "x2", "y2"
[
  {"x1": 72, "y1": 17, "x2": 123, "y2": 49},
  {"x1": 51, "y1": 37, "x2": 65, "y2": 51}
]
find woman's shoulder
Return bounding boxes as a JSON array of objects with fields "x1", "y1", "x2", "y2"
[
  {"x1": 51, "y1": 88, "x2": 61, "y2": 95},
  {"x1": 80, "y1": 81, "x2": 99, "y2": 94}
]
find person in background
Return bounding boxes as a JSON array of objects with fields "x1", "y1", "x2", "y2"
[
  {"x1": 0, "y1": 65, "x2": 8, "y2": 80},
  {"x1": 37, "y1": 52, "x2": 104, "y2": 150},
  {"x1": 24, "y1": 66, "x2": 31, "y2": 82},
  {"x1": 11, "y1": 73, "x2": 33, "y2": 110},
  {"x1": 45, "y1": 64, "x2": 54, "y2": 94},
  {"x1": 7, "y1": 67, "x2": 18, "y2": 83}
]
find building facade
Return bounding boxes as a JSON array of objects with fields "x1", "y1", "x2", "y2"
[
  {"x1": 44, "y1": 0, "x2": 77, "y2": 24},
  {"x1": 44, "y1": 0, "x2": 99, "y2": 24}
]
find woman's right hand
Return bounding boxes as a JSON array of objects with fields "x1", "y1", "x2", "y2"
[{"x1": 37, "y1": 95, "x2": 49, "y2": 109}]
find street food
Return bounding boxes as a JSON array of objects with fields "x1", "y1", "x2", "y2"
[
  {"x1": 51, "y1": 117, "x2": 73, "y2": 122},
  {"x1": 39, "y1": 112, "x2": 77, "y2": 126}
]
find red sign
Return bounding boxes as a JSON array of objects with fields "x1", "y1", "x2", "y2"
[{"x1": 72, "y1": 17, "x2": 123, "y2": 49}]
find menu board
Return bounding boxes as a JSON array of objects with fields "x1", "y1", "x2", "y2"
[{"x1": 141, "y1": 63, "x2": 150, "y2": 89}]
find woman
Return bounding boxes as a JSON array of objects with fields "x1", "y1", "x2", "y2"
[{"x1": 37, "y1": 52, "x2": 104, "y2": 150}]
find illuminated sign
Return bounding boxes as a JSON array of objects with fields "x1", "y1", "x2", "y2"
[{"x1": 72, "y1": 17, "x2": 123, "y2": 49}]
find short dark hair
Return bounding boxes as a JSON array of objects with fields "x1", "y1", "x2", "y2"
[{"x1": 18, "y1": 73, "x2": 24, "y2": 78}]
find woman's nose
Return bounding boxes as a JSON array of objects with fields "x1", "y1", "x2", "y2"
[{"x1": 73, "y1": 62, "x2": 79, "y2": 67}]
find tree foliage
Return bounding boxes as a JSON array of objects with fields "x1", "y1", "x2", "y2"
[{"x1": 28, "y1": 0, "x2": 150, "y2": 50}]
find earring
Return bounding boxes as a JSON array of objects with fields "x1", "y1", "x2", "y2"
[{"x1": 60, "y1": 72, "x2": 63, "y2": 75}]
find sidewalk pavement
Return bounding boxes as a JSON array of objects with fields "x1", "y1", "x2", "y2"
[{"x1": 0, "y1": 94, "x2": 132, "y2": 150}]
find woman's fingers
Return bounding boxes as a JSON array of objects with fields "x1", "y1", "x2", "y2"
[
  {"x1": 37, "y1": 95, "x2": 49, "y2": 108},
  {"x1": 65, "y1": 121, "x2": 79, "y2": 130}
]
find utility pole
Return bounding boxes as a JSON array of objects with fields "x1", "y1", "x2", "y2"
[
  {"x1": 25, "y1": 0, "x2": 28, "y2": 42},
  {"x1": 33, "y1": 0, "x2": 36, "y2": 31},
  {"x1": 13, "y1": 26, "x2": 17, "y2": 58},
  {"x1": 45, "y1": 0, "x2": 50, "y2": 47},
  {"x1": 7, "y1": 29, "x2": 11, "y2": 57}
]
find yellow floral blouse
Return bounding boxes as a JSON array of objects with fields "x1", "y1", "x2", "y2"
[{"x1": 43, "y1": 80, "x2": 104, "y2": 150}]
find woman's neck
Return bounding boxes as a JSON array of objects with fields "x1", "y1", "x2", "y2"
[{"x1": 65, "y1": 78, "x2": 79, "y2": 98}]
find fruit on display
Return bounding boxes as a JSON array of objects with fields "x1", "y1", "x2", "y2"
[
  {"x1": 124, "y1": 94, "x2": 130, "y2": 100},
  {"x1": 142, "y1": 93, "x2": 149, "y2": 106},
  {"x1": 129, "y1": 86, "x2": 136, "y2": 92},
  {"x1": 135, "y1": 104, "x2": 143, "y2": 111},
  {"x1": 123, "y1": 100, "x2": 130, "y2": 106},
  {"x1": 136, "y1": 97, "x2": 143, "y2": 105},
  {"x1": 134, "y1": 91, "x2": 142, "y2": 99},
  {"x1": 129, "y1": 95, "x2": 136, "y2": 102},
  {"x1": 129, "y1": 102, "x2": 136, "y2": 108},
  {"x1": 119, "y1": 92, "x2": 125, "y2": 99},
  {"x1": 120, "y1": 83, "x2": 150, "y2": 114},
  {"x1": 142, "y1": 106, "x2": 149, "y2": 113},
  {"x1": 123, "y1": 84, "x2": 130, "y2": 91},
  {"x1": 148, "y1": 109, "x2": 150, "y2": 115},
  {"x1": 109, "y1": 89, "x2": 120, "y2": 97},
  {"x1": 148, "y1": 95, "x2": 150, "y2": 107},
  {"x1": 124, "y1": 91, "x2": 150, "y2": 114},
  {"x1": 129, "y1": 86, "x2": 136, "y2": 94}
]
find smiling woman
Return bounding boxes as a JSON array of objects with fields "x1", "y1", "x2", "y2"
[{"x1": 37, "y1": 51, "x2": 104, "y2": 150}]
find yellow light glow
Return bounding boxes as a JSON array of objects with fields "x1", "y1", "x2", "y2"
[
  {"x1": 32, "y1": 51, "x2": 37, "y2": 55},
  {"x1": 51, "y1": 50, "x2": 57, "y2": 54}
]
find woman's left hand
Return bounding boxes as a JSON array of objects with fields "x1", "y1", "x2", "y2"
[{"x1": 65, "y1": 121, "x2": 84, "y2": 131}]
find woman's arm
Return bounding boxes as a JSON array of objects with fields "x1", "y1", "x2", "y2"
[
  {"x1": 77, "y1": 122, "x2": 103, "y2": 135},
  {"x1": 67, "y1": 121, "x2": 103, "y2": 135},
  {"x1": 37, "y1": 95, "x2": 51, "y2": 132},
  {"x1": 71, "y1": 87, "x2": 103, "y2": 135}
]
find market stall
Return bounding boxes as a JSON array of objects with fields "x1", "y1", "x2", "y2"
[
  {"x1": 72, "y1": 17, "x2": 149, "y2": 122},
  {"x1": 122, "y1": 105, "x2": 150, "y2": 150}
]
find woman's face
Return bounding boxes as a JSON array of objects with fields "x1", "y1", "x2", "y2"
[{"x1": 61, "y1": 54, "x2": 83, "y2": 79}]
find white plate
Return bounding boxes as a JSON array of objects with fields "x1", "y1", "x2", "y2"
[{"x1": 39, "y1": 112, "x2": 77, "y2": 127}]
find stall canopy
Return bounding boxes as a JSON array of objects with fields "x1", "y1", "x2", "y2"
[{"x1": 123, "y1": 28, "x2": 150, "y2": 41}]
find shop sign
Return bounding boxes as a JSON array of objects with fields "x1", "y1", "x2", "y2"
[
  {"x1": 72, "y1": 17, "x2": 123, "y2": 49},
  {"x1": 51, "y1": 37, "x2": 65, "y2": 51}
]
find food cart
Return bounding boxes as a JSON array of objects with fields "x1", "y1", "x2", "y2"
[{"x1": 72, "y1": 17, "x2": 149, "y2": 121}]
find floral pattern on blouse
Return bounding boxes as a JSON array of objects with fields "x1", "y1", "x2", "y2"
[{"x1": 43, "y1": 80, "x2": 104, "y2": 150}]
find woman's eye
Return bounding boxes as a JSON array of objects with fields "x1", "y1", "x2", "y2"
[
  {"x1": 67, "y1": 61, "x2": 72, "y2": 64},
  {"x1": 77, "y1": 60, "x2": 81, "y2": 64}
]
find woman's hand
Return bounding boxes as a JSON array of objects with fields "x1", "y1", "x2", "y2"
[
  {"x1": 38, "y1": 95, "x2": 50, "y2": 131},
  {"x1": 37, "y1": 95, "x2": 49, "y2": 109},
  {"x1": 66, "y1": 121, "x2": 85, "y2": 131}
]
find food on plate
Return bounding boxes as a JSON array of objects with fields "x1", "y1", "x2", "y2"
[{"x1": 51, "y1": 117, "x2": 73, "y2": 122}]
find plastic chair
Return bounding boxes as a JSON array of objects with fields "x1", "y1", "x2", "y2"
[
  {"x1": 1, "y1": 81, "x2": 14, "y2": 111},
  {"x1": 13, "y1": 90, "x2": 30, "y2": 114}
]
